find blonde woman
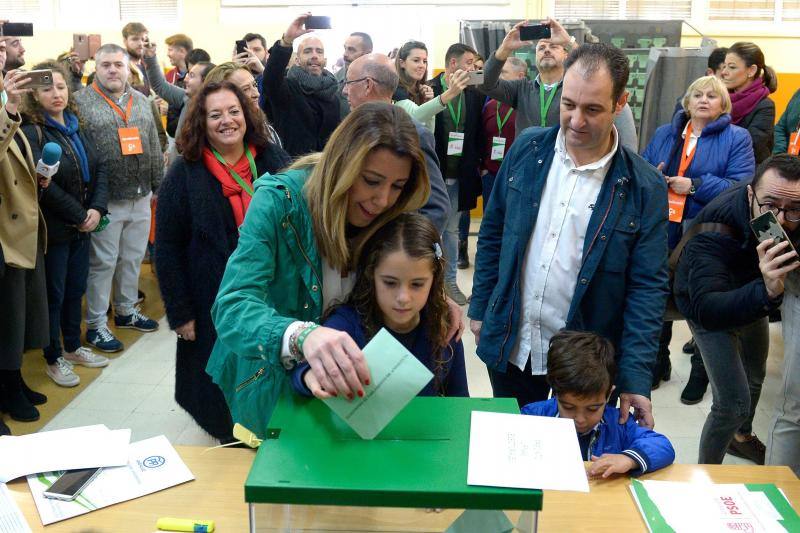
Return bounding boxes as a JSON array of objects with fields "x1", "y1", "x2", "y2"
[{"x1": 207, "y1": 102, "x2": 434, "y2": 437}]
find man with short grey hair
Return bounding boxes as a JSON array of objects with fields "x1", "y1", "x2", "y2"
[
  {"x1": 343, "y1": 53, "x2": 449, "y2": 234},
  {"x1": 74, "y1": 44, "x2": 163, "y2": 353}
]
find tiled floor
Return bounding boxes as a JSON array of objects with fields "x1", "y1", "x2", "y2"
[{"x1": 43, "y1": 223, "x2": 788, "y2": 466}]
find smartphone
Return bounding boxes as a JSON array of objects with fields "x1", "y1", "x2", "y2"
[
  {"x1": 305, "y1": 16, "x2": 332, "y2": 30},
  {"x1": 235, "y1": 39, "x2": 248, "y2": 56},
  {"x1": 466, "y1": 70, "x2": 485, "y2": 86},
  {"x1": 750, "y1": 211, "x2": 800, "y2": 265},
  {"x1": 19, "y1": 69, "x2": 54, "y2": 89},
  {"x1": 73, "y1": 34, "x2": 90, "y2": 61},
  {"x1": 88, "y1": 34, "x2": 102, "y2": 59},
  {"x1": 519, "y1": 24, "x2": 551, "y2": 41},
  {"x1": 0, "y1": 22, "x2": 34, "y2": 37},
  {"x1": 43, "y1": 467, "x2": 102, "y2": 501}
]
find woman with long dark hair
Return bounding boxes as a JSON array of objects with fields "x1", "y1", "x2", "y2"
[{"x1": 155, "y1": 81, "x2": 290, "y2": 442}]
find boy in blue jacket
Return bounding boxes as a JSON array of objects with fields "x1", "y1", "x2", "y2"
[{"x1": 522, "y1": 331, "x2": 675, "y2": 478}]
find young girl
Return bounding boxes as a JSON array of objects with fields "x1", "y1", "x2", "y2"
[{"x1": 292, "y1": 213, "x2": 469, "y2": 398}]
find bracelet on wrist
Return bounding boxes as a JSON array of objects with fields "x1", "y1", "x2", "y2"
[
  {"x1": 296, "y1": 324, "x2": 320, "y2": 356},
  {"x1": 289, "y1": 321, "x2": 315, "y2": 362}
]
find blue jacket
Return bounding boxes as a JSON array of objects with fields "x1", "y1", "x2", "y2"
[
  {"x1": 642, "y1": 111, "x2": 755, "y2": 248},
  {"x1": 468, "y1": 126, "x2": 669, "y2": 398},
  {"x1": 291, "y1": 305, "x2": 469, "y2": 398},
  {"x1": 521, "y1": 398, "x2": 675, "y2": 475}
]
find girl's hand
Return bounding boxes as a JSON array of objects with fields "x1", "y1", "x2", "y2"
[
  {"x1": 445, "y1": 296, "x2": 465, "y2": 344},
  {"x1": 421, "y1": 84, "x2": 434, "y2": 102},
  {"x1": 2, "y1": 70, "x2": 33, "y2": 115},
  {"x1": 588, "y1": 454, "x2": 637, "y2": 478},
  {"x1": 302, "y1": 367, "x2": 335, "y2": 399},
  {"x1": 301, "y1": 326, "x2": 371, "y2": 400}
]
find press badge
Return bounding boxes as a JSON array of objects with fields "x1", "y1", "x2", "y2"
[
  {"x1": 491, "y1": 136, "x2": 507, "y2": 161},
  {"x1": 667, "y1": 190, "x2": 687, "y2": 223},
  {"x1": 447, "y1": 132, "x2": 464, "y2": 156},
  {"x1": 789, "y1": 131, "x2": 799, "y2": 156},
  {"x1": 118, "y1": 127, "x2": 143, "y2": 155}
]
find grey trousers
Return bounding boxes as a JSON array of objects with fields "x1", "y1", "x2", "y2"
[
  {"x1": 767, "y1": 279, "x2": 800, "y2": 475},
  {"x1": 86, "y1": 193, "x2": 151, "y2": 329}
]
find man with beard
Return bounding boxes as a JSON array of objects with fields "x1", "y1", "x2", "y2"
[
  {"x1": 478, "y1": 18, "x2": 638, "y2": 150},
  {"x1": 261, "y1": 13, "x2": 342, "y2": 156},
  {"x1": 334, "y1": 32, "x2": 372, "y2": 115},
  {"x1": 122, "y1": 22, "x2": 151, "y2": 96},
  {"x1": 2, "y1": 34, "x2": 25, "y2": 73}
]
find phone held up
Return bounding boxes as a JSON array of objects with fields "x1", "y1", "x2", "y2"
[
  {"x1": 750, "y1": 210, "x2": 800, "y2": 266},
  {"x1": 519, "y1": 24, "x2": 551, "y2": 42},
  {"x1": 20, "y1": 69, "x2": 54, "y2": 89},
  {"x1": 0, "y1": 22, "x2": 34, "y2": 37},
  {"x1": 43, "y1": 467, "x2": 103, "y2": 502},
  {"x1": 466, "y1": 70, "x2": 485, "y2": 86},
  {"x1": 235, "y1": 39, "x2": 248, "y2": 56},
  {"x1": 73, "y1": 34, "x2": 102, "y2": 62},
  {"x1": 305, "y1": 15, "x2": 332, "y2": 30}
]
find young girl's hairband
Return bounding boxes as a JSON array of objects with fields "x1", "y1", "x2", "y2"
[{"x1": 433, "y1": 242, "x2": 443, "y2": 260}]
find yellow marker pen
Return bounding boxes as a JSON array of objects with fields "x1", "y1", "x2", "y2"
[{"x1": 156, "y1": 517, "x2": 215, "y2": 532}]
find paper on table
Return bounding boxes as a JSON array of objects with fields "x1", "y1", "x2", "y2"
[
  {"x1": 0, "y1": 483, "x2": 32, "y2": 533},
  {"x1": 0, "y1": 425, "x2": 130, "y2": 482},
  {"x1": 467, "y1": 411, "x2": 589, "y2": 492},
  {"x1": 27, "y1": 435, "x2": 194, "y2": 525},
  {"x1": 323, "y1": 328, "x2": 434, "y2": 439}
]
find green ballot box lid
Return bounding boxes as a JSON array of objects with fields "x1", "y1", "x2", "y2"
[{"x1": 245, "y1": 395, "x2": 543, "y2": 510}]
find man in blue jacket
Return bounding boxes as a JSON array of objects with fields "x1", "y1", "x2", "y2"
[{"x1": 468, "y1": 41, "x2": 669, "y2": 428}]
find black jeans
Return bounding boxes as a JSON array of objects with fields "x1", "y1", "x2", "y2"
[
  {"x1": 488, "y1": 357, "x2": 551, "y2": 410},
  {"x1": 689, "y1": 317, "x2": 769, "y2": 464},
  {"x1": 43, "y1": 237, "x2": 90, "y2": 364}
]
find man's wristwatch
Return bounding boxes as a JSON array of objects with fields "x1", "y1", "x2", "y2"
[
  {"x1": 564, "y1": 35, "x2": 577, "y2": 52},
  {"x1": 688, "y1": 185, "x2": 697, "y2": 195}
]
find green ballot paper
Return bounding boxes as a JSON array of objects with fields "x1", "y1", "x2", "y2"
[{"x1": 322, "y1": 328, "x2": 434, "y2": 439}]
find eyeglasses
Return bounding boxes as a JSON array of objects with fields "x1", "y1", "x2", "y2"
[
  {"x1": 752, "y1": 190, "x2": 800, "y2": 223},
  {"x1": 340, "y1": 76, "x2": 374, "y2": 87}
]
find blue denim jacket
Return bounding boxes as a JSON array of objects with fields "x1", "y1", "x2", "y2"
[{"x1": 468, "y1": 126, "x2": 669, "y2": 397}]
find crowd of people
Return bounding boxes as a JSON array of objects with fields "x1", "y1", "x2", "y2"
[{"x1": 1, "y1": 14, "x2": 800, "y2": 476}]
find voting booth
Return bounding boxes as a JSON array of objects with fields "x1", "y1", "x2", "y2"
[{"x1": 244, "y1": 395, "x2": 543, "y2": 532}]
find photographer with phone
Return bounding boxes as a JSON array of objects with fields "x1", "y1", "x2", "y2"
[
  {"x1": 478, "y1": 18, "x2": 638, "y2": 151},
  {"x1": 674, "y1": 154, "x2": 800, "y2": 465},
  {"x1": 260, "y1": 13, "x2": 341, "y2": 156}
]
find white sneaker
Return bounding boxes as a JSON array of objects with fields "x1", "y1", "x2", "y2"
[
  {"x1": 46, "y1": 357, "x2": 80, "y2": 387},
  {"x1": 64, "y1": 346, "x2": 110, "y2": 368}
]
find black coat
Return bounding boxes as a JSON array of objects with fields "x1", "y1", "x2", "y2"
[
  {"x1": 674, "y1": 182, "x2": 784, "y2": 331},
  {"x1": 21, "y1": 121, "x2": 108, "y2": 245},
  {"x1": 429, "y1": 75, "x2": 483, "y2": 211},
  {"x1": 261, "y1": 41, "x2": 341, "y2": 157},
  {"x1": 155, "y1": 144, "x2": 291, "y2": 440},
  {"x1": 738, "y1": 97, "x2": 775, "y2": 164}
]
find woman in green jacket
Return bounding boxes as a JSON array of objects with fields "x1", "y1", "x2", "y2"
[{"x1": 207, "y1": 102, "x2": 431, "y2": 438}]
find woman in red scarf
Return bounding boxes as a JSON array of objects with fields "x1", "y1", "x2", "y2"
[
  {"x1": 722, "y1": 42, "x2": 777, "y2": 164},
  {"x1": 155, "y1": 81, "x2": 290, "y2": 442}
]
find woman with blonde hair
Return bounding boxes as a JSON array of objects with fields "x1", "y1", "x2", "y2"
[
  {"x1": 206, "y1": 102, "x2": 432, "y2": 437},
  {"x1": 643, "y1": 74, "x2": 755, "y2": 399}
]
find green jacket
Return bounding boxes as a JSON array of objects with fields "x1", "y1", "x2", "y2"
[
  {"x1": 206, "y1": 168, "x2": 323, "y2": 439},
  {"x1": 774, "y1": 88, "x2": 800, "y2": 154}
]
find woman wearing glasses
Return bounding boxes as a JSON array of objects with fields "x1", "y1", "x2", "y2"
[{"x1": 672, "y1": 154, "x2": 800, "y2": 466}]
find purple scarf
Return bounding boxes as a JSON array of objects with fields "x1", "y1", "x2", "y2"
[{"x1": 729, "y1": 77, "x2": 770, "y2": 125}]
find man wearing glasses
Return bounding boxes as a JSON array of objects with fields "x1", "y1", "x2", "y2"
[{"x1": 673, "y1": 154, "x2": 800, "y2": 466}]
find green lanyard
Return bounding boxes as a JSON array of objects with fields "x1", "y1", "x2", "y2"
[
  {"x1": 211, "y1": 146, "x2": 257, "y2": 196},
  {"x1": 441, "y1": 74, "x2": 463, "y2": 132},
  {"x1": 496, "y1": 101, "x2": 514, "y2": 134},
  {"x1": 539, "y1": 82, "x2": 558, "y2": 127}
]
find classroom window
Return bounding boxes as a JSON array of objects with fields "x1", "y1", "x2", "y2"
[{"x1": 119, "y1": 0, "x2": 180, "y2": 24}]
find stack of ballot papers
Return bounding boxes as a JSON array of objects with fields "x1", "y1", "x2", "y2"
[
  {"x1": 322, "y1": 328, "x2": 434, "y2": 439},
  {"x1": 630, "y1": 479, "x2": 800, "y2": 532},
  {"x1": 467, "y1": 411, "x2": 589, "y2": 492},
  {"x1": 0, "y1": 425, "x2": 130, "y2": 482}
]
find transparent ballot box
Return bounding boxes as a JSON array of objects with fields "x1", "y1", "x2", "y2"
[{"x1": 245, "y1": 396, "x2": 543, "y2": 532}]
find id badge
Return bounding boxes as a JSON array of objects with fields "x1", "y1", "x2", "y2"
[
  {"x1": 118, "y1": 127, "x2": 143, "y2": 156},
  {"x1": 667, "y1": 190, "x2": 687, "y2": 223},
  {"x1": 789, "y1": 132, "x2": 799, "y2": 156},
  {"x1": 491, "y1": 136, "x2": 507, "y2": 161},
  {"x1": 447, "y1": 131, "x2": 464, "y2": 156}
]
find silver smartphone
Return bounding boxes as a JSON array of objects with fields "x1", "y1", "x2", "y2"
[
  {"x1": 42, "y1": 467, "x2": 102, "y2": 501},
  {"x1": 467, "y1": 70, "x2": 484, "y2": 86}
]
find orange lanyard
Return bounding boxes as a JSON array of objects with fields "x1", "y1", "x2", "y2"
[
  {"x1": 677, "y1": 123, "x2": 697, "y2": 177},
  {"x1": 91, "y1": 82, "x2": 133, "y2": 125}
]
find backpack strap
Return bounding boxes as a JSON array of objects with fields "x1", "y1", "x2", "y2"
[{"x1": 668, "y1": 222, "x2": 737, "y2": 271}]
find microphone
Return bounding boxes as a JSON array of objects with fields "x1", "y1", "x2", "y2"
[{"x1": 36, "y1": 142, "x2": 62, "y2": 183}]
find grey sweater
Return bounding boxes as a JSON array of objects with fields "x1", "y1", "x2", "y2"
[
  {"x1": 478, "y1": 53, "x2": 638, "y2": 151},
  {"x1": 74, "y1": 83, "x2": 163, "y2": 201}
]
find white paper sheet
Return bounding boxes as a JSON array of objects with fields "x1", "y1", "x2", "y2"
[
  {"x1": 0, "y1": 425, "x2": 131, "y2": 482},
  {"x1": 467, "y1": 411, "x2": 589, "y2": 493},
  {"x1": 0, "y1": 483, "x2": 32, "y2": 533},
  {"x1": 27, "y1": 435, "x2": 194, "y2": 526}
]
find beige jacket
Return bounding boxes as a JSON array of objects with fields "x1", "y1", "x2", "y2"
[{"x1": 0, "y1": 106, "x2": 45, "y2": 269}]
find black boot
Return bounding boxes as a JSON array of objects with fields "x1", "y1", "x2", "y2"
[
  {"x1": 651, "y1": 351, "x2": 672, "y2": 390},
  {"x1": 21, "y1": 376, "x2": 47, "y2": 405},
  {"x1": 682, "y1": 338, "x2": 696, "y2": 354},
  {"x1": 0, "y1": 417, "x2": 9, "y2": 436},
  {"x1": 681, "y1": 350, "x2": 709, "y2": 405},
  {"x1": 457, "y1": 240, "x2": 469, "y2": 269},
  {"x1": 0, "y1": 370, "x2": 40, "y2": 422}
]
